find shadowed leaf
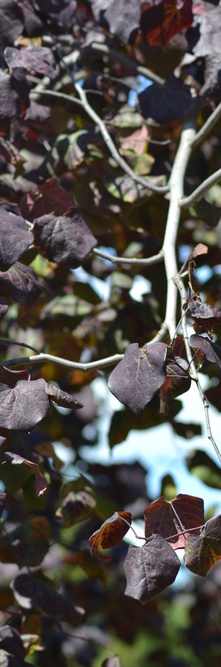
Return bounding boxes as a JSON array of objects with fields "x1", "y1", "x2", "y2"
[
  {"x1": 108, "y1": 342, "x2": 167, "y2": 415},
  {"x1": 56, "y1": 488, "x2": 96, "y2": 527},
  {"x1": 139, "y1": 76, "x2": 194, "y2": 125},
  {"x1": 4, "y1": 452, "x2": 47, "y2": 496},
  {"x1": 144, "y1": 494, "x2": 205, "y2": 548},
  {"x1": 89, "y1": 511, "x2": 132, "y2": 563},
  {"x1": 184, "y1": 515, "x2": 221, "y2": 576},
  {"x1": 0, "y1": 262, "x2": 43, "y2": 309},
  {"x1": 102, "y1": 658, "x2": 123, "y2": 667},
  {"x1": 11, "y1": 573, "x2": 84, "y2": 624},
  {"x1": 33, "y1": 209, "x2": 97, "y2": 269},
  {"x1": 124, "y1": 535, "x2": 180, "y2": 604},
  {"x1": 190, "y1": 334, "x2": 221, "y2": 376},
  {"x1": 0, "y1": 208, "x2": 33, "y2": 270},
  {"x1": 0, "y1": 516, "x2": 50, "y2": 567}
]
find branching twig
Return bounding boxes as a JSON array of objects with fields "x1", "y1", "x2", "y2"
[
  {"x1": 84, "y1": 41, "x2": 165, "y2": 86},
  {"x1": 191, "y1": 101, "x2": 221, "y2": 149},
  {"x1": 54, "y1": 42, "x2": 169, "y2": 196},
  {"x1": 174, "y1": 273, "x2": 221, "y2": 465},
  {"x1": 93, "y1": 247, "x2": 164, "y2": 266},
  {"x1": 179, "y1": 168, "x2": 221, "y2": 209}
]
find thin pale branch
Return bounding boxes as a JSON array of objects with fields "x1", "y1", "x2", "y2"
[
  {"x1": 191, "y1": 101, "x2": 221, "y2": 149},
  {"x1": 162, "y1": 116, "x2": 197, "y2": 338},
  {"x1": 54, "y1": 43, "x2": 169, "y2": 195},
  {"x1": 179, "y1": 168, "x2": 221, "y2": 209},
  {"x1": 174, "y1": 273, "x2": 221, "y2": 465},
  {"x1": 93, "y1": 247, "x2": 164, "y2": 266},
  {"x1": 87, "y1": 42, "x2": 165, "y2": 86},
  {"x1": 3, "y1": 352, "x2": 124, "y2": 372},
  {"x1": 30, "y1": 88, "x2": 83, "y2": 107}
]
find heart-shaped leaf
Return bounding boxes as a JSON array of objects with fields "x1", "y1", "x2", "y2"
[
  {"x1": 0, "y1": 208, "x2": 33, "y2": 270},
  {"x1": 0, "y1": 377, "x2": 50, "y2": 432},
  {"x1": 33, "y1": 209, "x2": 97, "y2": 269},
  {"x1": 124, "y1": 534, "x2": 180, "y2": 604},
  {"x1": 108, "y1": 342, "x2": 167, "y2": 414},
  {"x1": 0, "y1": 262, "x2": 43, "y2": 309}
]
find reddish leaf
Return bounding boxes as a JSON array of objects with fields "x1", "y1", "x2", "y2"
[
  {"x1": 184, "y1": 295, "x2": 221, "y2": 334},
  {"x1": 0, "y1": 377, "x2": 50, "y2": 432},
  {"x1": 190, "y1": 334, "x2": 221, "y2": 376},
  {"x1": 11, "y1": 573, "x2": 84, "y2": 624},
  {"x1": 144, "y1": 494, "x2": 205, "y2": 549},
  {"x1": 45, "y1": 382, "x2": 84, "y2": 409},
  {"x1": 0, "y1": 208, "x2": 33, "y2": 270},
  {"x1": 4, "y1": 452, "x2": 47, "y2": 496},
  {"x1": 0, "y1": 262, "x2": 43, "y2": 309},
  {"x1": 184, "y1": 515, "x2": 221, "y2": 576},
  {"x1": 20, "y1": 178, "x2": 75, "y2": 221},
  {"x1": 108, "y1": 342, "x2": 167, "y2": 415},
  {"x1": 0, "y1": 367, "x2": 29, "y2": 386},
  {"x1": 33, "y1": 209, "x2": 97, "y2": 269},
  {"x1": 89, "y1": 511, "x2": 132, "y2": 563},
  {"x1": 124, "y1": 535, "x2": 180, "y2": 604},
  {"x1": 4, "y1": 46, "x2": 57, "y2": 81},
  {"x1": 140, "y1": 0, "x2": 192, "y2": 46}
]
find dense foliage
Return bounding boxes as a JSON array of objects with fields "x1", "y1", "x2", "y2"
[{"x1": 0, "y1": 0, "x2": 221, "y2": 665}]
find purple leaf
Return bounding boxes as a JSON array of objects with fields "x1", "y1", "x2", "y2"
[
  {"x1": 0, "y1": 262, "x2": 43, "y2": 309},
  {"x1": 4, "y1": 46, "x2": 57, "y2": 81},
  {"x1": 124, "y1": 534, "x2": 180, "y2": 604},
  {"x1": 190, "y1": 334, "x2": 221, "y2": 376},
  {"x1": 45, "y1": 382, "x2": 84, "y2": 409},
  {"x1": 108, "y1": 342, "x2": 167, "y2": 414},
  {"x1": 0, "y1": 207, "x2": 33, "y2": 270},
  {"x1": 33, "y1": 209, "x2": 97, "y2": 269},
  {"x1": 11, "y1": 573, "x2": 85, "y2": 624},
  {"x1": 0, "y1": 377, "x2": 50, "y2": 432}
]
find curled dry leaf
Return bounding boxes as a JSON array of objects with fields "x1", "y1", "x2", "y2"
[{"x1": 89, "y1": 511, "x2": 132, "y2": 563}]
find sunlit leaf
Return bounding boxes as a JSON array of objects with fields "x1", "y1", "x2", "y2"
[
  {"x1": 124, "y1": 535, "x2": 180, "y2": 604},
  {"x1": 89, "y1": 511, "x2": 132, "y2": 562}
]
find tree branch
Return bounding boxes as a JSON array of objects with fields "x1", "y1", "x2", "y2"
[
  {"x1": 191, "y1": 101, "x2": 221, "y2": 150},
  {"x1": 162, "y1": 115, "x2": 197, "y2": 339},
  {"x1": 93, "y1": 247, "x2": 164, "y2": 266},
  {"x1": 53, "y1": 43, "x2": 169, "y2": 196},
  {"x1": 3, "y1": 352, "x2": 124, "y2": 372},
  {"x1": 174, "y1": 273, "x2": 221, "y2": 465},
  {"x1": 179, "y1": 168, "x2": 221, "y2": 209},
  {"x1": 85, "y1": 42, "x2": 165, "y2": 86}
]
